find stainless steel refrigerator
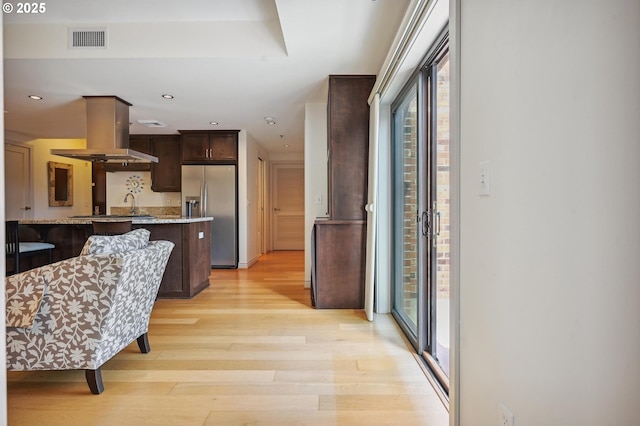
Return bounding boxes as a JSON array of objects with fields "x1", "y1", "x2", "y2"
[{"x1": 181, "y1": 165, "x2": 238, "y2": 268}]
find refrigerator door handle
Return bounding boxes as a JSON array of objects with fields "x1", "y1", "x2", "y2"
[{"x1": 201, "y1": 181, "x2": 208, "y2": 217}]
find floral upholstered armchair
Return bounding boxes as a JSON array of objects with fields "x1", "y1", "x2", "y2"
[{"x1": 5, "y1": 228, "x2": 174, "y2": 394}]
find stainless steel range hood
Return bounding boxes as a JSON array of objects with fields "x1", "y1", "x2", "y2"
[{"x1": 51, "y1": 96, "x2": 158, "y2": 163}]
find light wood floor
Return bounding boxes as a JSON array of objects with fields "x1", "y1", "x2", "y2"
[{"x1": 7, "y1": 251, "x2": 449, "y2": 426}]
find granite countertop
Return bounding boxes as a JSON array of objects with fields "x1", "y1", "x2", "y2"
[{"x1": 20, "y1": 216, "x2": 214, "y2": 225}]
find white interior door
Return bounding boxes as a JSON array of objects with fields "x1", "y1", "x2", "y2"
[
  {"x1": 272, "y1": 163, "x2": 304, "y2": 250},
  {"x1": 4, "y1": 144, "x2": 32, "y2": 220}
]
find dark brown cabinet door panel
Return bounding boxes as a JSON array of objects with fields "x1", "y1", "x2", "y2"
[
  {"x1": 311, "y1": 220, "x2": 366, "y2": 308},
  {"x1": 150, "y1": 135, "x2": 181, "y2": 192},
  {"x1": 185, "y1": 220, "x2": 211, "y2": 296},
  {"x1": 327, "y1": 75, "x2": 376, "y2": 220},
  {"x1": 137, "y1": 222, "x2": 210, "y2": 299},
  {"x1": 129, "y1": 135, "x2": 151, "y2": 154},
  {"x1": 210, "y1": 132, "x2": 237, "y2": 161},
  {"x1": 181, "y1": 133, "x2": 211, "y2": 162}
]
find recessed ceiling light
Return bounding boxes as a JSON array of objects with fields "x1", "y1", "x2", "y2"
[
  {"x1": 209, "y1": 121, "x2": 219, "y2": 125},
  {"x1": 266, "y1": 120, "x2": 276, "y2": 125},
  {"x1": 284, "y1": 144, "x2": 290, "y2": 148},
  {"x1": 28, "y1": 95, "x2": 43, "y2": 100},
  {"x1": 161, "y1": 94, "x2": 174, "y2": 99}
]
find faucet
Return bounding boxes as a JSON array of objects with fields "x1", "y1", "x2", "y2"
[{"x1": 124, "y1": 192, "x2": 136, "y2": 215}]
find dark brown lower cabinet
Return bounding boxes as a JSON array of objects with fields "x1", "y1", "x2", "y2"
[
  {"x1": 136, "y1": 221, "x2": 211, "y2": 299},
  {"x1": 24, "y1": 221, "x2": 211, "y2": 299},
  {"x1": 311, "y1": 219, "x2": 366, "y2": 309}
]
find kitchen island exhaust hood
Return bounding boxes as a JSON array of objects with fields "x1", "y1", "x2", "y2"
[{"x1": 51, "y1": 96, "x2": 158, "y2": 163}]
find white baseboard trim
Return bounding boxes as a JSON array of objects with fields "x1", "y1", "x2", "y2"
[{"x1": 238, "y1": 255, "x2": 259, "y2": 269}]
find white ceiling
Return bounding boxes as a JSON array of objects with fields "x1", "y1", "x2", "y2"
[{"x1": 3, "y1": 0, "x2": 409, "y2": 155}]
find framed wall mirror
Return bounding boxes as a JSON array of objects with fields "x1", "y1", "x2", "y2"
[{"x1": 48, "y1": 161, "x2": 73, "y2": 206}]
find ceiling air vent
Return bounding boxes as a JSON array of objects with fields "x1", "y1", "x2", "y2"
[
  {"x1": 69, "y1": 27, "x2": 108, "y2": 49},
  {"x1": 137, "y1": 120, "x2": 168, "y2": 128}
]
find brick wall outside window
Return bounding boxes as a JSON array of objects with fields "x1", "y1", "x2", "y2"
[
  {"x1": 397, "y1": 55, "x2": 450, "y2": 321},
  {"x1": 436, "y1": 58, "x2": 450, "y2": 299},
  {"x1": 402, "y1": 99, "x2": 418, "y2": 319}
]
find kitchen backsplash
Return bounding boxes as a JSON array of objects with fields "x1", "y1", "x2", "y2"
[
  {"x1": 110, "y1": 206, "x2": 181, "y2": 216},
  {"x1": 105, "y1": 171, "x2": 182, "y2": 213}
]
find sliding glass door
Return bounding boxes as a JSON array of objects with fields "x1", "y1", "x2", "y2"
[
  {"x1": 426, "y1": 47, "x2": 450, "y2": 382},
  {"x1": 392, "y1": 34, "x2": 450, "y2": 392},
  {"x1": 392, "y1": 82, "x2": 422, "y2": 344}
]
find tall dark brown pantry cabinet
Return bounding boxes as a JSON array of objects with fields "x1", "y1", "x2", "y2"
[
  {"x1": 327, "y1": 75, "x2": 376, "y2": 220},
  {"x1": 311, "y1": 75, "x2": 376, "y2": 309}
]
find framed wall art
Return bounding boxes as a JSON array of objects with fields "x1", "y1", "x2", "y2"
[{"x1": 48, "y1": 161, "x2": 73, "y2": 207}]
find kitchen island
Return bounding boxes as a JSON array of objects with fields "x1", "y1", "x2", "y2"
[{"x1": 19, "y1": 216, "x2": 213, "y2": 299}]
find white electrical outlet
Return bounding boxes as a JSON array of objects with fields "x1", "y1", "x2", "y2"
[
  {"x1": 480, "y1": 160, "x2": 491, "y2": 196},
  {"x1": 499, "y1": 403, "x2": 514, "y2": 426}
]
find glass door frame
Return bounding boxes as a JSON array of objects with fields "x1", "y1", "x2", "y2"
[
  {"x1": 390, "y1": 28, "x2": 450, "y2": 394},
  {"x1": 390, "y1": 77, "x2": 425, "y2": 351},
  {"x1": 423, "y1": 42, "x2": 451, "y2": 392}
]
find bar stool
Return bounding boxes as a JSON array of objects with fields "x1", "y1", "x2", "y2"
[
  {"x1": 5, "y1": 220, "x2": 55, "y2": 275},
  {"x1": 92, "y1": 220, "x2": 133, "y2": 236}
]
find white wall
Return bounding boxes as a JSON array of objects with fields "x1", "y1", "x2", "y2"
[
  {"x1": 238, "y1": 130, "x2": 270, "y2": 268},
  {"x1": 457, "y1": 1, "x2": 640, "y2": 425},
  {"x1": 238, "y1": 130, "x2": 249, "y2": 268},
  {"x1": 269, "y1": 151, "x2": 304, "y2": 162},
  {"x1": 303, "y1": 102, "x2": 328, "y2": 285},
  {"x1": 26, "y1": 139, "x2": 93, "y2": 219}
]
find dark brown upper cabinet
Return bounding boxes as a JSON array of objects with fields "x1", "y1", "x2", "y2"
[
  {"x1": 180, "y1": 130, "x2": 238, "y2": 164},
  {"x1": 327, "y1": 75, "x2": 376, "y2": 220},
  {"x1": 150, "y1": 135, "x2": 181, "y2": 192},
  {"x1": 103, "y1": 135, "x2": 152, "y2": 172},
  {"x1": 103, "y1": 134, "x2": 181, "y2": 192}
]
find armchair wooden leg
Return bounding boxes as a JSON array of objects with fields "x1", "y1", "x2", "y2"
[
  {"x1": 137, "y1": 333, "x2": 150, "y2": 353},
  {"x1": 85, "y1": 368, "x2": 104, "y2": 395}
]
